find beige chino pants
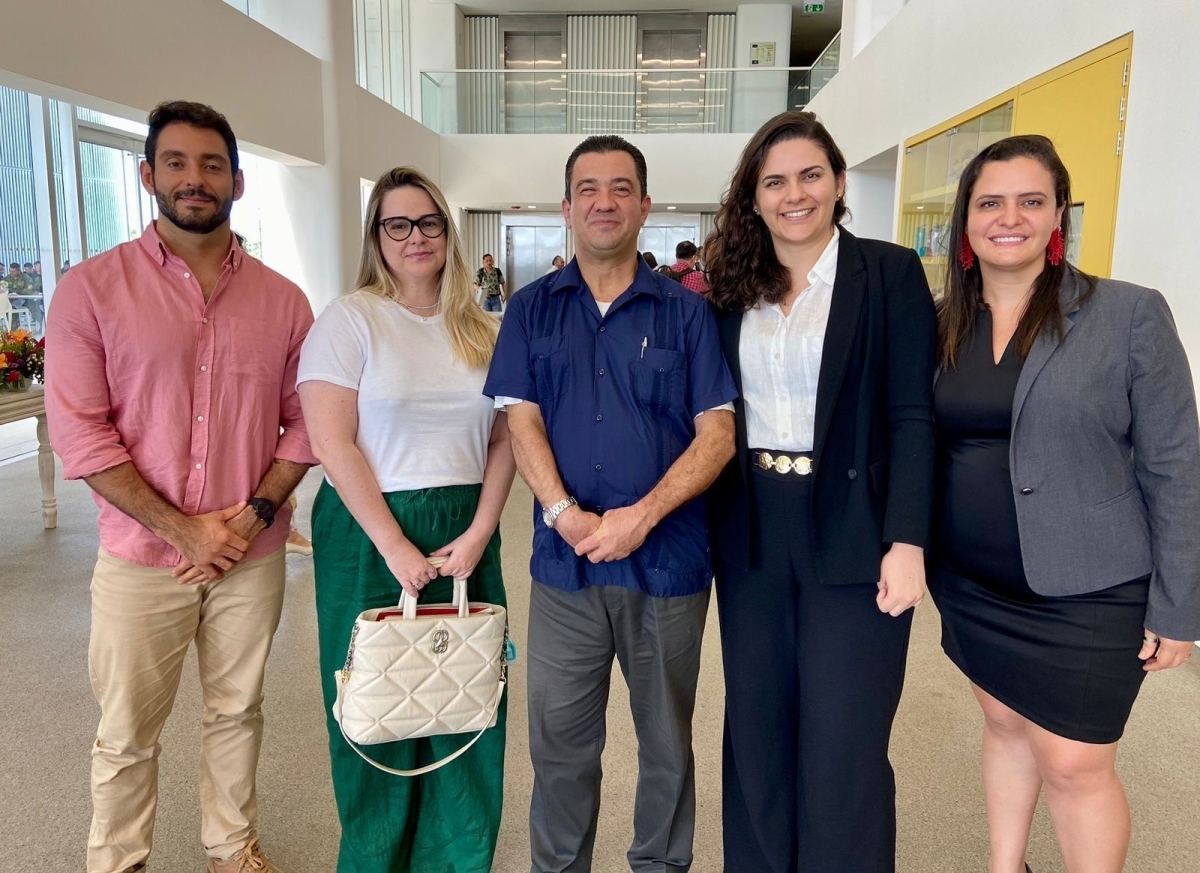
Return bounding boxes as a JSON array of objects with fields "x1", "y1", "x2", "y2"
[{"x1": 86, "y1": 548, "x2": 285, "y2": 873}]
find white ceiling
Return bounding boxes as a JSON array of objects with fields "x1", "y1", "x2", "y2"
[{"x1": 450, "y1": 0, "x2": 843, "y2": 64}]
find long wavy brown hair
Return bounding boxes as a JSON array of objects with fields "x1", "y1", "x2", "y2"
[
  {"x1": 940, "y1": 135, "x2": 1096, "y2": 369},
  {"x1": 705, "y1": 111, "x2": 849, "y2": 313}
]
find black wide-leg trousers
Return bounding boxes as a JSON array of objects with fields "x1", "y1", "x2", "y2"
[{"x1": 714, "y1": 467, "x2": 914, "y2": 873}]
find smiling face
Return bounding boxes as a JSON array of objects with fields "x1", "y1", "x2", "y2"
[
  {"x1": 966, "y1": 156, "x2": 1065, "y2": 277},
  {"x1": 563, "y1": 150, "x2": 650, "y2": 262},
  {"x1": 754, "y1": 137, "x2": 844, "y2": 256},
  {"x1": 140, "y1": 122, "x2": 242, "y2": 235},
  {"x1": 378, "y1": 185, "x2": 447, "y2": 285}
]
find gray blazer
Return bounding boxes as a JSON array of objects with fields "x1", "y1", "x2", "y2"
[{"x1": 1008, "y1": 271, "x2": 1200, "y2": 640}]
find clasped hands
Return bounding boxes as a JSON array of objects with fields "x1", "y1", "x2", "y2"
[
  {"x1": 171, "y1": 501, "x2": 265, "y2": 585},
  {"x1": 558, "y1": 504, "x2": 652, "y2": 564},
  {"x1": 385, "y1": 525, "x2": 491, "y2": 598}
]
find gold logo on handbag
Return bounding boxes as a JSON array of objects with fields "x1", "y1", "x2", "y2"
[{"x1": 431, "y1": 629, "x2": 450, "y2": 654}]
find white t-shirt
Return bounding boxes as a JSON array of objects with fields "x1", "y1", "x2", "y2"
[{"x1": 297, "y1": 290, "x2": 497, "y2": 492}]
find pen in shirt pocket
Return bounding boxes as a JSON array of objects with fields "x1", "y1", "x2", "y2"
[{"x1": 641, "y1": 337, "x2": 647, "y2": 359}]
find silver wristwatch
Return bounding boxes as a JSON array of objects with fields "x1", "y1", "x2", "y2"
[{"x1": 542, "y1": 496, "x2": 577, "y2": 529}]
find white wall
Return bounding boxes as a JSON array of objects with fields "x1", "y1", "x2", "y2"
[
  {"x1": 408, "y1": 0, "x2": 461, "y2": 127},
  {"x1": 844, "y1": 147, "x2": 899, "y2": 242},
  {"x1": 809, "y1": 0, "x2": 1200, "y2": 375},
  {"x1": 0, "y1": 0, "x2": 325, "y2": 165},
  {"x1": 841, "y1": 0, "x2": 907, "y2": 60},
  {"x1": 732, "y1": 4, "x2": 793, "y2": 133}
]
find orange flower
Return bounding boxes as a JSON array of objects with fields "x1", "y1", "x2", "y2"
[
  {"x1": 0, "y1": 352, "x2": 7, "y2": 367},
  {"x1": 10, "y1": 329, "x2": 31, "y2": 344}
]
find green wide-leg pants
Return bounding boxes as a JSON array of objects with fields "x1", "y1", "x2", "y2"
[{"x1": 313, "y1": 481, "x2": 507, "y2": 873}]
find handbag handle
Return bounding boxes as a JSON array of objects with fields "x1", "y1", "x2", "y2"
[
  {"x1": 337, "y1": 678, "x2": 506, "y2": 777},
  {"x1": 398, "y1": 555, "x2": 469, "y2": 620}
]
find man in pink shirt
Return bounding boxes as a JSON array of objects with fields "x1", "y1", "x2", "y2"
[
  {"x1": 46, "y1": 101, "x2": 315, "y2": 873},
  {"x1": 664, "y1": 240, "x2": 709, "y2": 295}
]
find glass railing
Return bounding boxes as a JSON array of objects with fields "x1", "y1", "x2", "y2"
[
  {"x1": 421, "y1": 49, "x2": 840, "y2": 135},
  {"x1": 787, "y1": 32, "x2": 841, "y2": 111}
]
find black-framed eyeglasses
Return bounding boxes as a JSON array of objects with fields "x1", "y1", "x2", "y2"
[{"x1": 378, "y1": 213, "x2": 447, "y2": 242}]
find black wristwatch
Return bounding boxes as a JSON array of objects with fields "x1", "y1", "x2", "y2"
[{"x1": 247, "y1": 497, "x2": 276, "y2": 529}]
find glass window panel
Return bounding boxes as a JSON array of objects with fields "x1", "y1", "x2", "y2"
[
  {"x1": 361, "y1": 0, "x2": 385, "y2": 99},
  {"x1": 0, "y1": 86, "x2": 44, "y2": 335},
  {"x1": 388, "y1": 0, "x2": 407, "y2": 112},
  {"x1": 900, "y1": 100, "x2": 1014, "y2": 293},
  {"x1": 81, "y1": 141, "x2": 152, "y2": 258},
  {"x1": 77, "y1": 108, "x2": 149, "y2": 137},
  {"x1": 979, "y1": 101, "x2": 1014, "y2": 150},
  {"x1": 232, "y1": 153, "x2": 265, "y2": 259}
]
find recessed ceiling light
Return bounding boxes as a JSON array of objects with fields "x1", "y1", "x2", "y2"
[
  {"x1": 666, "y1": 206, "x2": 677, "y2": 210},
  {"x1": 916, "y1": 205, "x2": 925, "y2": 210},
  {"x1": 527, "y1": 205, "x2": 537, "y2": 209}
]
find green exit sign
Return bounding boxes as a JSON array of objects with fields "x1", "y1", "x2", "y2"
[{"x1": 804, "y1": 3, "x2": 825, "y2": 11}]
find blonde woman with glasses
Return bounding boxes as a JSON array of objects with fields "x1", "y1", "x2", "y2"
[{"x1": 298, "y1": 167, "x2": 516, "y2": 873}]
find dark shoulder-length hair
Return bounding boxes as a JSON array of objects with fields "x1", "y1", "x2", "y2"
[
  {"x1": 940, "y1": 134, "x2": 1096, "y2": 369},
  {"x1": 705, "y1": 111, "x2": 849, "y2": 313}
]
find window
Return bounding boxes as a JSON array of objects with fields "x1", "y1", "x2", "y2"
[{"x1": 354, "y1": 0, "x2": 409, "y2": 114}]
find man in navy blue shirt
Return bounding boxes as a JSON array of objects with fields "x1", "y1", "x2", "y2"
[{"x1": 484, "y1": 136, "x2": 736, "y2": 873}]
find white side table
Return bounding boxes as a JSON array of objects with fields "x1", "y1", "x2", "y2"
[{"x1": 0, "y1": 386, "x2": 57, "y2": 529}]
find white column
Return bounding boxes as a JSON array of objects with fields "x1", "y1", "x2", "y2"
[
  {"x1": 732, "y1": 4, "x2": 793, "y2": 133},
  {"x1": 252, "y1": 0, "x2": 357, "y2": 311}
]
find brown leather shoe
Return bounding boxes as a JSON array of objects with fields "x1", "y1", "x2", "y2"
[
  {"x1": 286, "y1": 529, "x2": 313, "y2": 557},
  {"x1": 206, "y1": 839, "x2": 281, "y2": 872}
]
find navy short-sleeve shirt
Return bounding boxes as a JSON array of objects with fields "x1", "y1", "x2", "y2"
[{"x1": 483, "y1": 256, "x2": 737, "y2": 597}]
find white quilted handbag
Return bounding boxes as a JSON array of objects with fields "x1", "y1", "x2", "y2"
[{"x1": 332, "y1": 558, "x2": 508, "y2": 777}]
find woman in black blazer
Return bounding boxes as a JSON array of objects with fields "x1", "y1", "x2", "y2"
[{"x1": 704, "y1": 111, "x2": 937, "y2": 873}]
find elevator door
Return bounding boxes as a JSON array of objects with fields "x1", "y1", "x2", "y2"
[
  {"x1": 640, "y1": 30, "x2": 702, "y2": 133},
  {"x1": 507, "y1": 225, "x2": 566, "y2": 293},
  {"x1": 505, "y1": 32, "x2": 566, "y2": 134},
  {"x1": 638, "y1": 225, "x2": 701, "y2": 269}
]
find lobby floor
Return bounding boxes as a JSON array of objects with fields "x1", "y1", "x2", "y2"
[{"x1": 0, "y1": 458, "x2": 1196, "y2": 872}]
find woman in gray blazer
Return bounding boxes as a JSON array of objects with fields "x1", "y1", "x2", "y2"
[{"x1": 929, "y1": 135, "x2": 1199, "y2": 873}]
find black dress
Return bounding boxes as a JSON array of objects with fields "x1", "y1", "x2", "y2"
[{"x1": 930, "y1": 310, "x2": 1149, "y2": 744}]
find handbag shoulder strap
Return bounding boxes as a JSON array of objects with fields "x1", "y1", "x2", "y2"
[{"x1": 337, "y1": 679, "x2": 506, "y2": 777}]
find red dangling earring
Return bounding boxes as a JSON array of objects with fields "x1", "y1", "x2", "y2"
[
  {"x1": 958, "y1": 234, "x2": 975, "y2": 270},
  {"x1": 1046, "y1": 227, "x2": 1065, "y2": 266}
]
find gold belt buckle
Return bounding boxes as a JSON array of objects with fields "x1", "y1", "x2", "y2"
[{"x1": 755, "y1": 452, "x2": 812, "y2": 475}]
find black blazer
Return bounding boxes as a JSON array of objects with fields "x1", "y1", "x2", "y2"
[{"x1": 709, "y1": 230, "x2": 938, "y2": 585}]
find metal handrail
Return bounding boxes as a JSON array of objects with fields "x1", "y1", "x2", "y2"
[{"x1": 812, "y1": 30, "x2": 842, "y2": 65}]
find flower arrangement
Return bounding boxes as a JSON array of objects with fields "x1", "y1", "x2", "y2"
[{"x1": 0, "y1": 329, "x2": 45, "y2": 391}]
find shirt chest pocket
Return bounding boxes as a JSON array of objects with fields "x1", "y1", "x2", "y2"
[
  {"x1": 629, "y1": 346, "x2": 686, "y2": 415},
  {"x1": 218, "y1": 316, "x2": 290, "y2": 387},
  {"x1": 529, "y1": 336, "x2": 571, "y2": 404}
]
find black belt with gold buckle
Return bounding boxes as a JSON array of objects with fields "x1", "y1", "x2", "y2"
[{"x1": 752, "y1": 450, "x2": 813, "y2": 476}]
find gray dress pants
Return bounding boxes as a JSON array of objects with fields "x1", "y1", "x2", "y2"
[{"x1": 527, "y1": 580, "x2": 710, "y2": 873}]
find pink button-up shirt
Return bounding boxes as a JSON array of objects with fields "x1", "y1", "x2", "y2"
[{"x1": 45, "y1": 223, "x2": 317, "y2": 568}]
